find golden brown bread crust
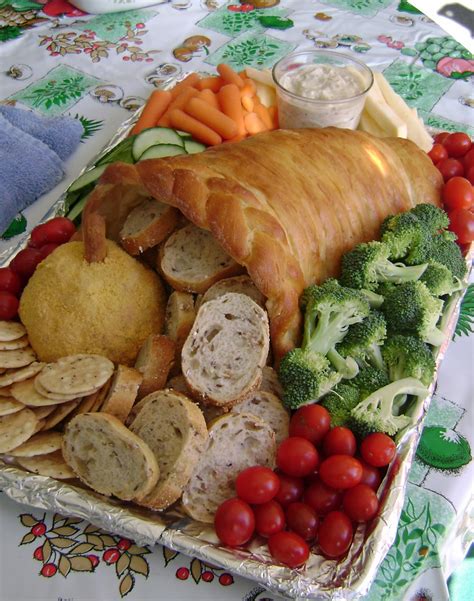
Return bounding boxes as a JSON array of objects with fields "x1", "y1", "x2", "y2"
[{"x1": 84, "y1": 128, "x2": 442, "y2": 360}]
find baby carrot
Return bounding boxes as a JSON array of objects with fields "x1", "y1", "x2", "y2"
[
  {"x1": 241, "y1": 95, "x2": 254, "y2": 112},
  {"x1": 197, "y1": 76, "x2": 224, "y2": 92},
  {"x1": 170, "y1": 73, "x2": 200, "y2": 98},
  {"x1": 253, "y1": 98, "x2": 273, "y2": 130},
  {"x1": 218, "y1": 84, "x2": 245, "y2": 136},
  {"x1": 217, "y1": 63, "x2": 244, "y2": 89},
  {"x1": 244, "y1": 112, "x2": 266, "y2": 135},
  {"x1": 157, "y1": 87, "x2": 198, "y2": 126},
  {"x1": 198, "y1": 89, "x2": 220, "y2": 110},
  {"x1": 169, "y1": 109, "x2": 222, "y2": 146},
  {"x1": 130, "y1": 90, "x2": 172, "y2": 135},
  {"x1": 184, "y1": 97, "x2": 237, "y2": 140},
  {"x1": 241, "y1": 78, "x2": 256, "y2": 97}
]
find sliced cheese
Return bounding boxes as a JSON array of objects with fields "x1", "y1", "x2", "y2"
[
  {"x1": 359, "y1": 110, "x2": 387, "y2": 137},
  {"x1": 245, "y1": 67, "x2": 276, "y2": 89},
  {"x1": 364, "y1": 87, "x2": 408, "y2": 139}
]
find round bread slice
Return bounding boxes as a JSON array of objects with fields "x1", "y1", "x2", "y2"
[
  {"x1": 17, "y1": 450, "x2": 75, "y2": 479},
  {"x1": 182, "y1": 412, "x2": 276, "y2": 523},
  {"x1": 260, "y1": 366, "x2": 283, "y2": 398},
  {"x1": 198, "y1": 275, "x2": 266, "y2": 310},
  {"x1": 0, "y1": 408, "x2": 38, "y2": 453},
  {"x1": 129, "y1": 389, "x2": 208, "y2": 509},
  {"x1": 10, "y1": 432, "x2": 63, "y2": 457},
  {"x1": 181, "y1": 293, "x2": 270, "y2": 407},
  {"x1": 62, "y1": 413, "x2": 159, "y2": 501},
  {"x1": 100, "y1": 365, "x2": 142, "y2": 423},
  {"x1": 231, "y1": 391, "x2": 289, "y2": 445},
  {"x1": 166, "y1": 376, "x2": 226, "y2": 424}
]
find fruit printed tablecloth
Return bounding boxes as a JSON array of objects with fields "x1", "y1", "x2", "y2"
[{"x1": 0, "y1": 1, "x2": 472, "y2": 600}]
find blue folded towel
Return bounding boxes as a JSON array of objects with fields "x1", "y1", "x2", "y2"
[{"x1": 0, "y1": 107, "x2": 83, "y2": 236}]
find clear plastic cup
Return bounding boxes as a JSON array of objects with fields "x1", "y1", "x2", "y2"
[{"x1": 272, "y1": 50, "x2": 373, "y2": 130}]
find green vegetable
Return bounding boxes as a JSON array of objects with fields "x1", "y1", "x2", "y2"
[
  {"x1": 351, "y1": 365, "x2": 391, "y2": 399},
  {"x1": 382, "y1": 334, "x2": 435, "y2": 386},
  {"x1": 320, "y1": 384, "x2": 360, "y2": 428},
  {"x1": 337, "y1": 311, "x2": 387, "y2": 371},
  {"x1": 419, "y1": 262, "x2": 463, "y2": 297}
]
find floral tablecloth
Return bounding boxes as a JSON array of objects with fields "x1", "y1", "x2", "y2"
[{"x1": 0, "y1": 1, "x2": 473, "y2": 600}]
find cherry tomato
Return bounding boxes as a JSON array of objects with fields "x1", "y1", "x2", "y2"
[
  {"x1": 274, "y1": 473, "x2": 304, "y2": 507},
  {"x1": 29, "y1": 217, "x2": 76, "y2": 247},
  {"x1": 235, "y1": 466, "x2": 280, "y2": 505},
  {"x1": 448, "y1": 208, "x2": 474, "y2": 244},
  {"x1": 214, "y1": 498, "x2": 255, "y2": 547},
  {"x1": 286, "y1": 502, "x2": 319, "y2": 540},
  {"x1": 359, "y1": 459, "x2": 382, "y2": 491},
  {"x1": 360, "y1": 433, "x2": 396, "y2": 468},
  {"x1": 253, "y1": 500, "x2": 285, "y2": 537},
  {"x1": 461, "y1": 148, "x2": 474, "y2": 171},
  {"x1": 0, "y1": 292, "x2": 19, "y2": 320},
  {"x1": 442, "y1": 177, "x2": 474, "y2": 211},
  {"x1": 38, "y1": 243, "x2": 60, "y2": 260},
  {"x1": 319, "y1": 455, "x2": 363, "y2": 490},
  {"x1": 322, "y1": 426, "x2": 356, "y2": 457},
  {"x1": 437, "y1": 158, "x2": 464, "y2": 182},
  {"x1": 342, "y1": 484, "x2": 379, "y2": 522},
  {"x1": 289, "y1": 404, "x2": 331, "y2": 445},
  {"x1": 318, "y1": 511, "x2": 353, "y2": 559},
  {"x1": 434, "y1": 132, "x2": 450, "y2": 145},
  {"x1": 268, "y1": 531, "x2": 310, "y2": 568},
  {"x1": 276, "y1": 437, "x2": 319, "y2": 478},
  {"x1": 9, "y1": 248, "x2": 43, "y2": 281},
  {"x1": 427, "y1": 143, "x2": 448, "y2": 164},
  {"x1": 444, "y1": 132, "x2": 472, "y2": 158},
  {"x1": 466, "y1": 166, "x2": 474, "y2": 186},
  {"x1": 0, "y1": 268, "x2": 22, "y2": 296},
  {"x1": 304, "y1": 479, "x2": 342, "y2": 515}
]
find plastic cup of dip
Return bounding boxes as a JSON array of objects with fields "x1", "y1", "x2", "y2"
[{"x1": 272, "y1": 50, "x2": 373, "y2": 130}]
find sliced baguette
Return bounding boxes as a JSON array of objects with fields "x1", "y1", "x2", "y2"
[
  {"x1": 260, "y1": 366, "x2": 283, "y2": 398},
  {"x1": 129, "y1": 389, "x2": 208, "y2": 509},
  {"x1": 231, "y1": 390, "x2": 289, "y2": 445},
  {"x1": 166, "y1": 375, "x2": 226, "y2": 423},
  {"x1": 164, "y1": 291, "x2": 196, "y2": 373},
  {"x1": 182, "y1": 412, "x2": 276, "y2": 523},
  {"x1": 135, "y1": 334, "x2": 176, "y2": 400},
  {"x1": 197, "y1": 275, "x2": 266, "y2": 310},
  {"x1": 100, "y1": 365, "x2": 142, "y2": 423},
  {"x1": 159, "y1": 224, "x2": 243, "y2": 294},
  {"x1": 62, "y1": 412, "x2": 159, "y2": 500},
  {"x1": 120, "y1": 197, "x2": 179, "y2": 255},
  {"x1": 182, "y1": 293, "x2": 269, "y2": 407}
]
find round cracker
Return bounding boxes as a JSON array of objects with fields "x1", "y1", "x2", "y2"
[
  {"x1": 32, "y1": 405, "x2": 56, "y2": 420},
  {"x1": 0, "y1": 397, "x2": 25, "y2": 416},
  {"x1": 0, "y1": 362, "x2": 44, "y2": 387},
  {"x1": 0, "y1": 408, "x2": 38, "y2": 453},
  {"x1": 9, "y1": 432, "x2": 63, "y2": 457},
  {"x1": 16, "y1": 450, "x2": 75, "y2": 479},
  {"x1": 0, "y1": 386, "x2": 12, "y2": 397},
  {"x1": 0, "y1": 321, "x2": 26, "y2": 342},
  {"x1": 33, "y1": 378, "x2": 79, "y2": 402},
  {"x1": 12, "y1": 378, "x2": 72, "y2": 407},
  {"x1": 41, "y1": 400, "x2": 81, "y2": 431},
  {"x1": 38, "y1": 354, "x2": 114, "y2": 396},
  {"x1": 0, "y1": 348, "x2": 36, "y2": 369},
  {"x1": 0, "y1": 336, "x2": 29, "y2": 351}
]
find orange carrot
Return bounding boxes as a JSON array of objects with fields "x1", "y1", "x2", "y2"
[
  {"x1": 218, "y1": 84, "x2": 246, "y2": 137},
  {"x1": 253, "y1": 98, "x2": 273, "y2": 130},
  {"x1": 169, "y1": 73, "x2": 200, "y2": 98},
  {"x1": 217, "y1": 63, "x2": 244, "y2": 89},
  {"x1": 244, "y1": 112, "x2": 266, "y2": 135},
  {"x1": 130, "y1": 90, "x2": 172, "y2": 135},
  {"x1": 157, "y1": 87, "x2": 198, "y2": 126},
  {"x1": 169, "y1": 109, "x2": 222, "y2": 146},
  {"x1": 198, "y1": 89, "x2": 220, "y2": 110},
  {"x1": 196, "y1": 76, "x2": 224, "y2": 92},
  {"x1": 268, "y1": 105, "x2": 279, "y2": 129},
  {"x1": 241, "y1": 95, "x2": 254, "y2": 112},
  {"x1": 240, "y1": 78, "x2": 256, "y2": 97},
  {"x1": 184, "y1": 97, "x2": 237, "y2": 140}
]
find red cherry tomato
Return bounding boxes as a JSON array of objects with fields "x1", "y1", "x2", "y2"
[
  {"x1": 268, "y1": 531, "x2": 310, "y2": 568},
  {"x1": 461, "y1": 148, "x2": 474, "y2": 171},
  {"x1": 322, "y1": 426, "x2": 356, "y2": 456},
  {"x1": 428, "y1": 143, "x2": 448, "y2": 164},
  {"x1": 38, "y1": 243, "x2": 60, "y2": 260},
  {"x1": 318, "y1": 511, "x2": 353, "y2": 559},
  {"x1": 342, "y1": 484, "x2": 379, "y2": 522},
  {"x1": 442, "y1": 177, "x2": 474, "y2": 211},
  {"x1": 448, "y1": 208, "x2": 474, "y2": 244},
  {"x1": 0, "y1": 268, "x2": 22, "y2": 296},
  {"x1": 214, "y1": 498, "x2": 255, "y2": 547},
  {"x1": 286, "y1": 502, "x2": 319, "y2": 540},
  {"x1": 437, "y1": 158, "x2": 464, "y2": 182},
  {"x1": 235, "y1": 466, "x2": 280, "y2": 505},
  {"x1": 360, "y1": 433, "x2": 396, "y2": 467},
  {"x1": 466, "y1": 166, "x2": 474, "y2": 186},
  {"x1": 434, "y1": 132, "x2": 450, "y2": 145},
  {"x1": 253, "y1": 500, "x2": 285, "y2": 537},
  {"x1": 444, "y1": 132, "x2": 472, "y2": 158},
  {"x1": 319, "y1": 455, "x2": 363, "y2": 490},
  {"x1": 29, "y1": 217, "x2": 76, "y2": 247},
  {"x1": 0, "y1": 291, "x2": 19, "y2": 320},
  {"x1": 274, "y1": 473, "x2": 304, "y2": 507},
  {"x1": 304, "y1": 479, "x2": 342, "y2": 515},
  {"x1": 276, "y1": 437, "x2": 319, "y2": 478},
  {"x1": 9, "y1": 248, "x2": 43, "y2": 281},
  {"x1": 359, "y1": 459, "x2": 382, "y2": 491},
  {"x1": 289, "y1": 404, "x2": 331, "y2": 445}
]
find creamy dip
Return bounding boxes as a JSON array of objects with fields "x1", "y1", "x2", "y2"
[{"x1": 280, "y1": 64, "x2": 363, "y2": 101}]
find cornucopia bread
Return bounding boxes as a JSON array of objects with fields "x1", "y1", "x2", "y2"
[{"x1": 83, "y1": 128, "x2": 443, "y2": 360}]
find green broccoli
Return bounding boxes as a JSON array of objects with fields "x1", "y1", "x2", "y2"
[
  {"x1": 359, "y1": 289, "x2": 385, "y2": 308},
  {"x1": 382, "y1": 334, "x2": 435, "y2": 386},
  {"x1": 409, "y1": 203, "x2": 450, "y2": 232},
  {"x1": 405, "y1": 233, "x2": 467, "y2": 281},
  {"x1": 420, "y1": 262, "x2": 463, "y2": 297},
  {"x1": 351, "y1": 365, "x2": 391, "y2": 398},
  {"x1": 349, "y1": 377, "x2": 429, "y2": 438},
  {"x1": 320, "y1": 384, "x2": 360, "y2": 428},
  {"x1": 340, "y1": 241, "x2": 428, "y2": 292},
  {"x1": 381, "y1": 211, "x2": 426, "y2": 260},
  {"x1": 382, "y1": 281, "x2": 445, "y2": 347},
  {"x1": 337, "y1": 311, "x2": 387, "y2": 371}
]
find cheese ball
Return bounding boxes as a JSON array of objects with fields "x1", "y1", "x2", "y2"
[{"x1": 19, "y1": 241, "x2": 166, "y2": 365}]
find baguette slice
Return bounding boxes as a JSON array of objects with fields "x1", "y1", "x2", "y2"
[
  {"x1": 101, "y1": 365, "x2": 142, "y2": 423},
  {"x1": 135, "y1": 334, "x2": 176, "y2": 400},
  {"x1": 260, "y1": 366, "x2": 283, "y2": 398},
  {"x1": 232, "y1": 390, "x2": 289, "y2": 445},
  {"x1": 196, "y1": 275, "x2": 266, "y2": 311},
  {"x1": 182, "y1": 292, "x2": 269, "y2": 407},
  {"x1": 164, "y1": 291, "x2": 196, "y2": 373},
  {"x1": 120, "y1": 197, "x2": 179, "y2": 255},
  {"x1": 159, "y1": 224, "x2": 243, "y2": 294},
  {"x1": 129, "y1": 389, "x2": 208, "y2": 509},
  {"x1": 166, "y1": 375, "x2": 226, "y2": 423},
  {"x1": 182, "y1": 412, "x2": 276, "y2": 522},
  {"x1": 62, "y1": 413, "x2": 159, "y2": 501}
]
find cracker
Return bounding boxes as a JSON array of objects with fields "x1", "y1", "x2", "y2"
[
  {"x1": 70, "y1": 380, "x2": 111, "y2": 419},
  {"x1": 0, "y1": 397, "x2": 25, "y2": 417},
  {"x1": 33, "y1": 378, "x2": 79, "y2": 402},
  {"x1": 32, "y1": 405, "x2": 56, "y2": 420},
  {"x1": 0, "y1": 408, "x2": 38, "y2": 453},
  {"x1": 0, "y1": 362, "x2": 44, "y2": 387},
  {"x1": 10, "y1": 432, "x2": 63, "y2": 457},
  {"x1": 33, "y1": 419, "x2": 46, "y2": 434},
  {"x1": 41, "y1": 400, "x2": 81, "y2": 431},
  {"x1": 0, "y1": 386, "x2": 12, "y2": 397},
  {"x1": 0, "y1": 336, "x2": 29, "y2": 351},
  {"x1": 0, "y1": 321, "x2": 26, "y2": 342},
  {"x1": 12, "y1": 378, "x2": 72, "y2": 407},
  {"x1": 16, "y1": 450, "x2": 75, "y2": 479},
  {"x1": 37, "y1": 354, "x2": 114, "y2": 396},
  {"x1": 0, "y1": 348, "x2": 36, "y2": 369}
]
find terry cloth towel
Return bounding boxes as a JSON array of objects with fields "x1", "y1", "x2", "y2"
[{"x1": 0, "y1": 107, "x2": 83, "y2": 235}]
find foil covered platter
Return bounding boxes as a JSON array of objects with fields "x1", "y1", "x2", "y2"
[{"x1": 0, "y1": 102, "x2": 472, "y2": 600}]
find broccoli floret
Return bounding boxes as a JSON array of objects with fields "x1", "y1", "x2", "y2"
[
  {"x1": 349, "y1": 377, "x2": 429, "y2": 438},
  {"x1": 320, "y1": 384, "x2": 360, "y2": 428},
  {"x1": 359, "y1": 289, "x2": 385, "y2": 308},
  {"x1": 382, "y1": 335, "x2": 435, "y2": 386},
  {"x1": 420, "y1": 262, "x2": 463, "y2": 297},
  {"x1": 405, "y1": 234, "x2": 467, "y2": 281},
  {"x1": 382, "y1": 281, "x2": 445, "y2": 347},
  {"x1": 337, "y1": 311, "x2": 387, "y2": 371},
  {"x1": 410, "y1": 204, "x2": 450, "y2": 232},
  {"x1": 381, "y1": 211, "x2": 426, "y2": 260},
  {"x1": 340, "y1": 241, "x2": 428, "y2": 292},
  {"x1": 351, "y1": 365, "x2": 391, "y2": 398}
]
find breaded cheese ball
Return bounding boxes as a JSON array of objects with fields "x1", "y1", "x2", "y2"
[{"x1": 19, "y1": 241, "x2": 166, "y2": 365}]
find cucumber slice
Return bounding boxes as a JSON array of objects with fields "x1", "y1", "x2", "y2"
[
  {"x1": 132, "y1": 127, "x2": 184, "y2": 160},
  {"x1": 139, "y1": 144, "x2": 187, "y2": 161},
  {"x1": 176, "y1": 129, "x2": 192, "y2": 138},
  {"x1": 66, "y1": 194, "x2": 89, "y2": 223},
  {"x1": 68, "y1": 164, "x2": 108, "y2": 193},
  {"x1": 184, "y1": 139, "x2": 206, "y2": 154},
  {"x1": 96, "y1": 136, "x2": 135, "y2": 166}
]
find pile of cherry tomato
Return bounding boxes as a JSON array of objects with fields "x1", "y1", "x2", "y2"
[
  {"x1": 428, "y1": 131, "x2": 474, "y2": 245},
  {"x1": 0, "y1": 217, "x2": 75, "y2": 321},
  {"x1": 214, "y1": 405, "x2": 396, "y2": 568}
]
